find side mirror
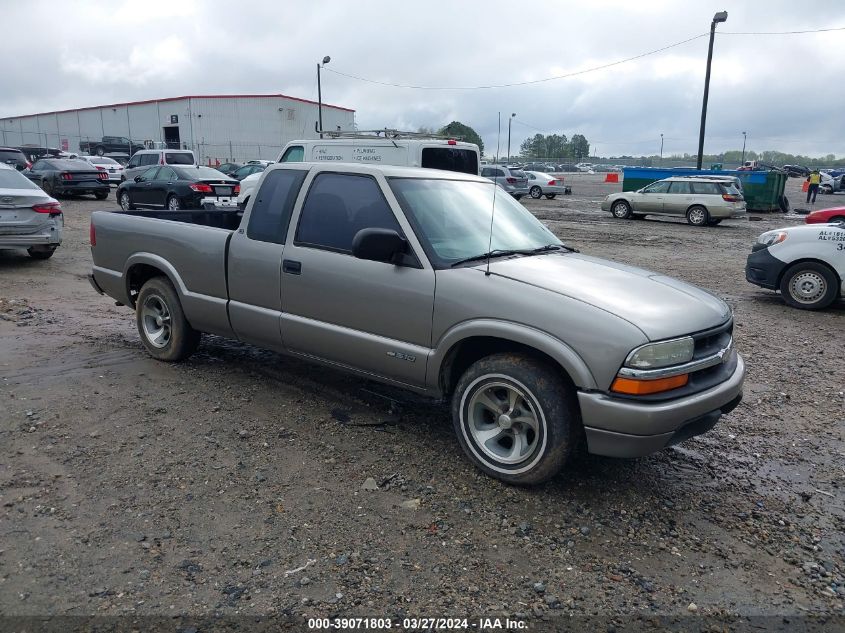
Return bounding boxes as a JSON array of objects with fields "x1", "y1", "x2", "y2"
[
  {"x1": 134, "y1": 175, "x2": 143, "y2": 182},
  {"x1": 352, "y1": 228, "x2": 408, "y2": 265}
]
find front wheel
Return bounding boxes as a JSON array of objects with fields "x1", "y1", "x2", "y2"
[
  {"x1": 452, "y1": 353, "x2": 579, "y2": 485},
  {"x1": 166, "y1": 195, "x2": 182, "y2": 211},
  {"x1": 610, "y1": 199, "x2": 632, "y2": 219},
  {"x1": 136, "y1": 277, "x2": 201, "y2": 361},
  {"x1": 779, "y1": 262, "x2": 839, "y2": 310},
  {"x1": 686, "y1": 205, "x2": 710, "y2": 226},
  {"x1": 529, "y1": 186, "x2": 542, "y2": 199},
  {"x1": 119, "y1": 191, "x2": 134, "y2": 211}
]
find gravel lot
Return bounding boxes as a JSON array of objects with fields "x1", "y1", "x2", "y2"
[{"x1": 1, "y1": 173, "x2": 843, "y2": 628}]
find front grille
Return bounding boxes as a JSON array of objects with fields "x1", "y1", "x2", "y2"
[{"x1": 691, "y1": 319, "x2": 732, "y2": 361}]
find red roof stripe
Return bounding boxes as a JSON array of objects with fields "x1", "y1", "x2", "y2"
[{"x1": 1, "y1": 93, "x2": 355, "y2": 119}]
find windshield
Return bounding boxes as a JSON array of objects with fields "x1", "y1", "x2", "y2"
[{"x1": 388, "y1": 178, "x2": 562, "y2": 268}]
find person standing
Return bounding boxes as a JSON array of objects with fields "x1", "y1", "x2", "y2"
[{"x1": 806, "y1": 169, "x2": 821, "y2": 204}]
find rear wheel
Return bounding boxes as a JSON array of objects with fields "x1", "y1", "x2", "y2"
[
  {"x1": 545, "y1": 194, "x2": 556, "y2": 200},
  {"x1": 779, "y1": 262, "x2": 839, "y2": 310},
  {"x1": 529, "y1": 186, "x2": 542, "y2": 199},
  {"x1": 686, "y1": 205, "x2": 709, "y2": 226},
  {"x1": 95, "y1": 146, "x2": 105, "y2": 156},
  {"x1": 610, "y1": 199, "x2": 632, "y2": 219},
  {"x1": 707, "y1": 218, "x2": 723, "y2": 226},
  {"x1": 95, "y1": 191, "x2": 108, "y2": 200},
  {"x1": 41, "y1": 179, "x2": 54, "y2": 197},
  {"x1": 136, "y1": 277, "x2": 201, "y2": 361},
  {"x1": 452, "y1": 353, "x2": 579, "y2": 485},
  {"x1": 27, "y1": 246, "x2": 56, "y2": 260},
  {"x1": 166, "y1": 195, "x2": 182, "y2": 211},
  {"x1": 514, "y1": 194, "x2": 524, "y2": 201}
]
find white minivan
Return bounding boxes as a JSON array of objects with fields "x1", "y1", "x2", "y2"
[
  {"x1": 237, "y1": 136, "x2": 480, "y2": 207},
  {"x1": 123, "y1": 149, "x2": 196, "y2": 182}
]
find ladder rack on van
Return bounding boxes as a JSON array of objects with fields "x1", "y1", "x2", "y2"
[{"x1": 319, "y1": 128, "x2": 463, "y2": 141}]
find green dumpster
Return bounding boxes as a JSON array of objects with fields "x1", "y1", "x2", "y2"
[{"x1": 622, "y1": 168, "x2": 788, "y2": 212}]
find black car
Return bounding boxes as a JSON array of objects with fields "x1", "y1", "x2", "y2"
[
  {"x1": 116, "y1": 165, "x2": 239, "y2": 211},
  {"x1": 0, "y1": 147, "x2": 28, "y2": 171},
  {"x1": 216, "y1": 162, "x2": 243, "y2": 176},
  {"x1": 783, "y1": 164, "x2": 810, "y2": 178},
  {"x1": 231, "y1": 163, "x2": 267, "y2": 181},
  {"x1": 25, "y1": 158, "x2": 110, "y2": 199},
  {"x1": 555, "y1": 163, "x2": 578, "y2": 172}
]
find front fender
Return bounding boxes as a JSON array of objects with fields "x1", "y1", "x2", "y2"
[{"x1": 426, "y1": 319, "x2": 598, "y2": 394}]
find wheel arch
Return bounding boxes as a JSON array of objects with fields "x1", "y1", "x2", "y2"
[
  {"x1": 431, "y1": 322, "x2": 597, "y2": 399},
  {"x1": 124, "y1": 253, "x2": 189, "y2": 309}
]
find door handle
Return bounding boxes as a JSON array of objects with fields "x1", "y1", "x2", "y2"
[{"x1": 283, "y1": 259, "x2": 301, "y2": 275}]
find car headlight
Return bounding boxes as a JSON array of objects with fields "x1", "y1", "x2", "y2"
[
  {"x1": 757, "y1": 231, "x2": 788, "y2": 247},
  {"x1": 624, "y1": 337, "x2": 694, "y2": 369}
]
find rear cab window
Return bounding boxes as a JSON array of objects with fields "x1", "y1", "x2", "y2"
[
  {"x1": 247, "y1": 169, "x2": 308, "y2": 244},
  {"x1": 421, "y1": 147, "x2": 479, "y2": 175}
]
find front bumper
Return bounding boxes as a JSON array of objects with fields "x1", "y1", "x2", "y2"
[
  {"x1": 579, "y1": 354, "x2": 745, "y2": 458},
  {"x1": 745, "y1": 247, "x2": 785, "y2": 290}
]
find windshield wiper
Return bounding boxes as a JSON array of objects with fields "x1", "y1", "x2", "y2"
[
  {"x1": 450, "y1": 249, "x2": 532, "y2": 267},
  {"x1": 531, "y1": 243, "x2": 580, "y2": 254}
]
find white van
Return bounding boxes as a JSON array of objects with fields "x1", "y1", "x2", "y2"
[
  {"x1": 237, "y1": 134, "x2": 480, "y2": 207},
  {"x1": 123, "y1": 149, "x2": 197, "y2": 182}
]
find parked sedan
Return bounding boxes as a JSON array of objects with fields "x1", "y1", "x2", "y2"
[
  {"x1": 231, "y1": 163, "x2": 267, "y2": 181},
  {"x1": 216, "y1": 162, "x2": 243, "y2": 177},
  {"x1": 525, "y1": 171, "x2": 570, "y2": 199},
  {"x1": 25, "y1": 158, "x2": 110, "y2": 199},
  {"x1": 0, "y1": 163, "x2": 62, "y2": 259},
  {"x1": 116, "y1": 165, "x2": 240, "y2": 211},
  {"x1": 79, "y1": 155, "x2": 124, "y2": 184},
  {"x1": 480, "y1": 165, "x2": 529, "y2": 199},
  {"x1": 601, "y1": 176, "x2": 746, "y2": 226},
  {"x1": 805, "y1": 206, "x2": 845, "y2": 224}
]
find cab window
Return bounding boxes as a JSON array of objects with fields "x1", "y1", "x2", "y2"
[
  {"x1": 246, "y1": 169, "x2": 307, "y2": 244},
  {"x1": 642, "y1": 181, "x2": 671, "y2": 194},
  {"x1": 280, "y1": 146, "x2": 305, "y2": 162},
  {"x1": 668, "y1": 181, "x2": 692, "y2": 195}
]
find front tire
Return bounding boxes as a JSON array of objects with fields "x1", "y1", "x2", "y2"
[
  {"x1": 529, "y1": 186, "x2": 542, "y2": 199},
  {"x1": 610, "y1": 199, "x2": 632, "y2": 219},
  {"x1": 136, "y1": 277, "x2": 201, "y2": 361},
  {"x1": 830, "y1": 215, "x2": 845, "y2": 223},
  {"x1": 686, "y1": 205, "x2": 709, "y2": 226},
  {"x1": 779, "y1": 262, "x2": 839, "y2": 310},
  {"x1": 27, "y1": 246, "x2": 56, "y2": 260},
  {"x1": 119, "y1": 191, "x2": 134, "y2": 211},
  {"x1": 451, "y1": 353, "x2": 579, "y2": 485}
]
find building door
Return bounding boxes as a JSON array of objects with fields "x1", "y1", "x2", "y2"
[{"x1": 163, "y1": 126, "x2": 180, "y2": 149}]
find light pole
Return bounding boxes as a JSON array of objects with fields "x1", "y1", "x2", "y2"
[
  {"x1": 696, "y1": 10, "x2": 728, "y2": 170},
  {"x1": 660, "y1": 133, "x2": 664, "y2": 164},
  {"x1": 741, "y1": 131, "x2": 747, "y2": 164},
  {"x1": 506, "y1": 113, "x2": 516, "y2": 164},
  {"x1": 317, "y1": 55, "x2": 331, "y2": 139}
]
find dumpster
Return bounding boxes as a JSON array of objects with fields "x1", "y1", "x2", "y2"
[{"x1": 622, "y1": 167, "x2": 788, "y2": 212}]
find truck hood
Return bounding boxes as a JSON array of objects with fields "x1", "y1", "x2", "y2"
[{"x1": 486, "y1": 253, "x2": 730, "y2": 340}]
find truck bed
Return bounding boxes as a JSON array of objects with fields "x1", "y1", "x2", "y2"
[{"x1": 115, "y1": 208, "x2": 243, "y2": 231}]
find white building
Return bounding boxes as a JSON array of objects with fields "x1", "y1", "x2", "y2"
[{"x1": 0, "y1": 93, "x2": 356, "y2": 164}]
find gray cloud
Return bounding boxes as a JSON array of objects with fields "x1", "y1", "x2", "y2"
[{"x1": 3, "y1": 0, "x2": 844, "y2": 157}]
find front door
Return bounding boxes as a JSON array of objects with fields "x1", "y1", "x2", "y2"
[
  {"x1": 280, "y1": 171, "x2": 435, "y2": 387},
  {"x1": 133, "y1": 167, "x2": 159, "y2": 205},
  {"x1": 163, "y1": 126, "x2": 180, "y2": 150},
  {"x1": 149, "y1": 166, "x2": 177, "y2": 207},
  {"x1": 635, "y1": 180, "x2": 671, "y2": 212}
]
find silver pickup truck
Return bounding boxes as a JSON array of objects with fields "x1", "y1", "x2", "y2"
[{"x1": 90, "y1": 163, "x2": 745, "y2": 485}]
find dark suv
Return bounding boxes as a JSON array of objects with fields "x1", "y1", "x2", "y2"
[{"x1": 0, "y1": 147, "x2": 29, "y2": 171}]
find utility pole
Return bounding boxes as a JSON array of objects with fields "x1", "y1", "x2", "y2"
[
  {"x1": 506, "y1": 113, "x2": 516, "y2": 164},
  {"x1": 660, "y1": 133, "x2": 664, "y2": 164},
  {"x1": 696, "y1": 11, "x2": 728, "y2": 170},
  {"x1": 741, "y1": 131, "x2": 747, "y2": 163},
  {"x1": 317, "y1": 56, "x2": 331, "y2": 139}
]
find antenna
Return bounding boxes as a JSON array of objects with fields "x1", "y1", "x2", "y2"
[{"x1": 486, "y1": 112, "x2": 501, "y2": 276}]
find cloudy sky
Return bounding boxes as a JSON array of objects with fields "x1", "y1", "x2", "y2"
[{"x1": 4, "y1": 0, "x2": 844, "y2": 158}]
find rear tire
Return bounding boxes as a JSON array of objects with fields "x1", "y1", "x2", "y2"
[
  {"x1": 41, "y1": 179, "x2": 54, "y2": 197},
  {"x1": 166, "y1": 195, "x2": 182, "y2": 211},
  {"x1": 27, "y1": 247, "x2": 56, "y2": 260},
  {"x1": 95, "y1": 146, "x2": 105, "y2": 157},
  {"x1": 610, "y1": 199, "x2": 632, "y2": 219},
  {"x1": 451, "y1": 353, "x2": 579, "y2": 486},
  {"x1": 95, "y1": 191, "x2": 108, "y2": 200},
  {"x1": 529, "y1": 186, "x2": 542, "y2": 199},
  {"x1": 830, "y1": 216, "x2": 845, "y2": 223},
  {"x1": 707, "y1": 218, "x2": 723, "y2": 226},
  {"x1": 686, "y1": 205, "x2": 709, "y2": 226},
  {"x1": 545, "y1": 194, "x2": 556, "y2": 200},
  {"x1": 136, "y1": 277, "x2": 201, "y2": 361},
  {"x1": 779, "y1": 262, "x2": 839, "y2": 310}
]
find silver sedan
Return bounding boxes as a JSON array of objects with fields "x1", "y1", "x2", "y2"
[
  {"x1": 0, "y1": 163, "x2": 63, "y2": 259},
  {"x1": 525, "y1": 171, "x2": 570, "y2": 199}
]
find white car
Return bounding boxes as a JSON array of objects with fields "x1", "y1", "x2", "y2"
[
  {"x1": 79, "y1": 155, "x2": 124, "y2": 184},
  {"x1": 746, "y1": 221, "x2": 845, "y2": 310},
  {"x1": 0, "y1": 163, "x2": 62, "y2": 259},
  {"x1": 524, "y1": 171, "x2": 571, "y2": 199}
]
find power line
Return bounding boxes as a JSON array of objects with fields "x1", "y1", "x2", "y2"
[
  {"x1": 323, "y1": 32, "x2": 709, "y2": 90},
  {"x1": 720, "y1": 25, "x2": 845, "y2": 35}
]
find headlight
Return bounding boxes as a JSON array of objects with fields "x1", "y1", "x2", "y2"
[
  {"x1": 757, "y1": 231, "x2": 788, "y2": 247},
  {"x1": 624, "y1": 337, "x2": 694, "y2": 369}
]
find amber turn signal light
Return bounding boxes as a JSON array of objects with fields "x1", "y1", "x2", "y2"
[{"x1": 611, "y1": 374, "x2": 688, "y2": 395}]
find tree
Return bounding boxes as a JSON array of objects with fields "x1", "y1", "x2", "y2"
[
  {"x1": 570, "y1": 134, "x2": 589, "y2": 161},
  {"x1": 439, "y1": 121, "x2": 483, "y2": 155}
]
